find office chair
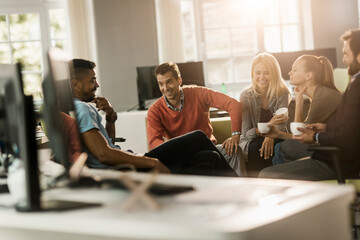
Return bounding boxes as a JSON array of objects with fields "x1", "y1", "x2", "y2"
[
  {"x1": 308, "y1": 145, "x2": 360, "y2": 239},
  {"x1": 114, "y1": 137, "x2": 126, "y2": 143},
  {"x1": 333, "y1": 68, "x2": 351, "y2": 92}
]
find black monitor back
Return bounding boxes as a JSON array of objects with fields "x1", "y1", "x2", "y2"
[
  {"x1": 271, "y1": 48, "x2": 337, "y2": 80},
  {"x1": 0, "y1": 64, "x2": 39, "y2": 211},
  {"x1": 136, "y1": 61, "x2": 204, "y2": 110},
  {"x1": 0, "y1": 64, "x2": 24, "y2": 144},
  {"x1": 42, "y1": 48, "x2": 77, "y2": 171},
  {"x1": 178, "y1": 61, "x2": 205, "y2": 87}
]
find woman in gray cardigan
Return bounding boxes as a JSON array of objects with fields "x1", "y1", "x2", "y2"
[{"x1": 240, "y1": 53, "x2": 291, "y2": 177}]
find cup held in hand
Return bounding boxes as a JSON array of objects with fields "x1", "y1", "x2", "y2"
[
  {"x1": 275, "y1": 107, "x2": 288, "y2": 116},
  {"x1": 258, "y1": 122, "x2": 270, "y2": 134},
  {"x1": 290, "y1": 122, "x2": 306, "y2": 136}
]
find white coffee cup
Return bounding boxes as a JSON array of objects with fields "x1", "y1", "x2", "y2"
[
  {"x1": 258, "y1": 122, "x2": 270, "y2": 134},
  {"x1": 275, "y1": 107, "x2": 288, "y2": 116},
  {"x1": 290, "y1": 122, "x2": 306, "y2": 136}
]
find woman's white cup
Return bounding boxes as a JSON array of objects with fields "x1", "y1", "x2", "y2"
[
  {"x1": 258, "y1": 122, "x2": 270, "y2": 134},
  {"x1": 290, "y1": 122, "x2": 306, "y2": 136},
  {"x1": 275, "y1": 107, "x2": 288, "y2": 116}
]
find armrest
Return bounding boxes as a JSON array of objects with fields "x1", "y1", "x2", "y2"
[
  {"x1": 307, "y1": 145, "x2": 340, "y2": 152},
  {"x1": 307, "y1": 144, "x2": 344, "y2": 184},
  {"x1": 114, "y1": 137, "x2": 126, "y2": 143}
]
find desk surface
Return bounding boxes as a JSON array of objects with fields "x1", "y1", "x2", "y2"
[{"x1": 0, "y1": 173, "x2": 355, "y2": 240}]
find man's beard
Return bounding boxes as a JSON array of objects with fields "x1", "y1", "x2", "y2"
[
  {"x1": 348, "y1": 60, "x2": 360, "y2": 76},
  {"x1": 84, "y1": 90, "x2": 96, "y2": 102}
]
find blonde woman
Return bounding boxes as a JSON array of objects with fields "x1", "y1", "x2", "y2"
[
  {"x1": 240, "y1": 53, "x2": 291, "y2": 177},
  {"x1": 266, "y1": 55, "x2": 342, "y2": 165}
]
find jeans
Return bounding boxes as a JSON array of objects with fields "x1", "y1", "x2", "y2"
[
  {"x1": 272, "y1": 139, "x2": 313, "y2": 166},
  {"x1": 272, "y1": 142, "x2": 285, "y2": 166}
]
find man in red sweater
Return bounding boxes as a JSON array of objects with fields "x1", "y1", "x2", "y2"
[{"x1": 147, "y1": 62, "x2": 243, "y2": 175}]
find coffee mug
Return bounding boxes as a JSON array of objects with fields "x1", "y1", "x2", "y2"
[
  {"x1": 275, "y1": 107, "x2": 288, "y2": 116},
  {"x1": 290, "y1": 122, "x2": 306, "y2": 136},
  {"x1": 258, "y1": 122, "x2": 270, "y2": 134}
]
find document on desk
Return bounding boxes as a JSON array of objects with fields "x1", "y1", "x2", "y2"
[{"x1": 174, "y1": 182, "x2": 310, "y2": 206}]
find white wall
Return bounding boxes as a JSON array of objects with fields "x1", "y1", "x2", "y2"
[
  {"x1": 311, "y1": 0, "x2": 359, "y2": 68},
  {"x1": 93, "y1": 0, "x2": 158, "y2": 112}
]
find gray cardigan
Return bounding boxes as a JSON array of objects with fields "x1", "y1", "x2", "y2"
[{"x1": 239, "y1": 88, "x2": 291, "y2": 159}]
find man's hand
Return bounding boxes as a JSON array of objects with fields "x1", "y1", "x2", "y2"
[
  {"x1": 307, "y1": 123, "x2": 327, "y2": 133},
  {"x1": 92, "y1": 97, "x2": 117, "y2": 123},
  {"x1": 222, "y1": 134, "x2": 240, "y2": 156},
  {"x1": 269, "y1": 114, "x2": 288, "y2": 125},
  {"x1": 153, "y1": 159, "x2": 171, "y2": 174},
  {"x1": 292, "y1": 127, "x2": 315, "y2": 143},
  {"x1": 261, "y1": 124, "x2": 292, "y2": 140},
  {"x1": 259, "y1": 137, "x2": 274, "y2": 160}
]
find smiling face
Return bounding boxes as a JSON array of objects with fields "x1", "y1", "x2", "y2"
[
  {"x1": 252, "y1": 62, "x2": 270, "y2": 91},
  {"x1": 76, "y1": 69, "x2": 99, "y2": 102},
  {"x1": 289, "y1": 58, "x2": 308, "y2": 87},
  {"x1": 156, "y1": 71, "x2": 182, "y2": 102}
]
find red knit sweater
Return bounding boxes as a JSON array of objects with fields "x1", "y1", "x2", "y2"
[{"x1": 147, "y1": 86, "x2": 242, "y2": 150}]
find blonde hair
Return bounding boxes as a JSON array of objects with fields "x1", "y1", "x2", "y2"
[
  {"x1": 250, "y1": 52, "x2": 289, "y2": 100},
  {"x1": 297, "y1": 55, "x2": 340, "y2": 92}
]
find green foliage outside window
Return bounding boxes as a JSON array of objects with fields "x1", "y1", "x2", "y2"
[{"x1": 0, "y1": 9, "x2": 68, "y2": 99}]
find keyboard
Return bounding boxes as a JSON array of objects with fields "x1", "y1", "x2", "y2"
[{"x1": 73, "y1": 168, "x2": 195, "y2": 196}]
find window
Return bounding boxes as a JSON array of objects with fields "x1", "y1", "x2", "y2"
[
  {"x1": 179, "y1": 0, "x2": 306, "y2": 96},
  {"x1": 180, "y1": 0, "x2": 197, "y2": 61},
  {"x1": 358, "y1": 0, "x2": 360, "y2": 26},
  {"x1": 0, "y1": 1, "x2": 69, "y2": 100},
  {"x1": 49, "y1": 8, "x2": 69, "y2": 50}
]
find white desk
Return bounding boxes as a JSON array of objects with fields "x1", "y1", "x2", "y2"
[{"x1": 0, "y1": 173, "x2": 355, "y2": 240}]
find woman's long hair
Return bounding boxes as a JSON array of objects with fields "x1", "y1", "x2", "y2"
[
  {"x1": 297, "y1": 55, "x2": 340, "y2": 92},
  {"x1": 249, "y1": 52, "x2": 289, "y2": 100}
]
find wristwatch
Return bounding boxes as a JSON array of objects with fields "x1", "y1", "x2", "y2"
[
  {"x1": 313, "y1": 132, "x2": 320, "y2": 144},
  {"x1": 232, "y1": 131, "x2": 241, "y2": 136}
]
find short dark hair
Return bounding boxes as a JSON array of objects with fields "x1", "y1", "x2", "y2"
[
  {"x1": 341, "y1": 29, "x2": 360, "y2": 58},
  {"x1": 154, "y1": 62, "x2": 181, "y2": 79},
  {"x1": 71, "y1": 59, "x2": 96, "y2": 80},
  {"x1": 72, "y1": 59, "x2": 96, "y2": 69}
]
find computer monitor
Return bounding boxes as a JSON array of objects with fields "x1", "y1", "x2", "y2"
[
  {"x1": 0, "y1": 64, "x2": 40, "y2": 211},
  {"x1": 136, "y1": 61, "x2": 205, "y2": 110},
  {"x1": 271, "y1": 48, "x2": 337, "y2": 80},
  {"x1": 42, "y1": 48, "x2": 77, "y2": 172}
]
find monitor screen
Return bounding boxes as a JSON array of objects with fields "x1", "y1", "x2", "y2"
[
  {"x1": 42, "y1": 48, "x2": 80, "y2": 171},
  {"x1": 0, "y1": 64, "x2": 40, "y2": 211},
  {"x1": 136, "y1": 61, "x2": 205, "y2": 110}
]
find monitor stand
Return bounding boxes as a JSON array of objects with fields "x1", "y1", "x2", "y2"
[{"x1": 137, "y1": 100, "x2": 147, "y2": 110}]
